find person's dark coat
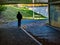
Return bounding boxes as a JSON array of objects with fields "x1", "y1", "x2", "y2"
[{"x1": 17, "y1": 12, "x2": 22, "y2": 20}]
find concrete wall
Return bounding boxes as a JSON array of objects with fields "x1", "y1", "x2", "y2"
[{"x1": 50, "y1": 5, "x2": 60, "y2": 28}]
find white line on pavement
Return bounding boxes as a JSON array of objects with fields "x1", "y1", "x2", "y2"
[{"x1": 21, "y1": 27, "x2": 42, "y2": 45}]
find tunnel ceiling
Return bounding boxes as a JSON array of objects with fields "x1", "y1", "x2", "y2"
[
  {"x1": 0, "y1": 0, "x2": 48, "y2": 4},
  {"x1": 50, "y1": 0, "x2": 60, "y2": 2}
]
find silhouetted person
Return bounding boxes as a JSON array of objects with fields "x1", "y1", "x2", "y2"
[{"x1": 17, "y1": 12, "x2": 22, "y2": 28}]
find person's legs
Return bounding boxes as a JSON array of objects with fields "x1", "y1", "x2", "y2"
[
  {"x1": 18, "y1": 19, "x2": 21, "y2": 28},
  {"x1": 20, "y1": 20, "x2": 21, "y2": 27}
]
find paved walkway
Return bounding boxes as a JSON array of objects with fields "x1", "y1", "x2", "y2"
[
  {"x1": 22, "y1": 20, "x2": 60, "y2": 45},
  {"x1": 0, "y1": 28, "x2": 41, "y2": 45},
  {"x1": 0, "y1": 20, "x2": 43, "y2": 45},
  {"x1": 0, "y1": 19, "x2": 60, "y2": 45}
]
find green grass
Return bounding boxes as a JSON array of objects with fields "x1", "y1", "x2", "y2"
[{"x1": 1, "y1": 6, "x2": 46, "y2": 22}]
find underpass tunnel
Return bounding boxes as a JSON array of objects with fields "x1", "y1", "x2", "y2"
[
  {"x1": 0, "y1": 0, "x2": 60, "y2": 45},
  {"x1": 0, "y1": 0, "x2": 60, "y2": 30}
]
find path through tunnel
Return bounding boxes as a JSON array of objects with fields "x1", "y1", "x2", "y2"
[{"x1": 0, "y1": 4, "x2": 48, "y2": 25}]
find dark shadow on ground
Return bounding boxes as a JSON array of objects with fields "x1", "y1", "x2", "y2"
[{"x1": 0, "y1": 27, "x2": 40, "y2": 45}]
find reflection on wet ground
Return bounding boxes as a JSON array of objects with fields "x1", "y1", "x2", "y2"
[
  {"x1": 22, "y1": 19, "x2": 60, "y2": 45},
  {"x1": 0, "y1": 19, "x2": 44, "y2": 45},
  {"x1": 0, "y1": 19, "x2": 60, "y2": 45}
]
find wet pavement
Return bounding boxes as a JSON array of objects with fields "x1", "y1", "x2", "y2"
[
  {"x1": 0, "y1": 20, "x2": 44, "y2": 28},
  {"x1": 0, "y1": 19, "x2": 60, "y2": 45},
  {"x1": 22, "y1": 20, "x2": 60, "y2": 45},
  {"x1": 0, "y1": 20, "x2": 43, "y2": 45}
]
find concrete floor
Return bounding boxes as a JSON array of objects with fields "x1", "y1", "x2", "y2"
[
  {"x1": 22, "y1": 19, "x2": 60, "y2": 45},
  {"x1": 0, "y1": 19, "x2": 60, "y2": 45},
  {"x1": 0, "y1": 27, "x2": 41, "y2": 45},
  {"x1": 0, "y1": 20, "x2": 43, "y2": 45}
]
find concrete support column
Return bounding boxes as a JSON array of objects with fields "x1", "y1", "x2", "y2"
[{"x1": 33, "y1": 0, "x2": 34, "y2": 19}]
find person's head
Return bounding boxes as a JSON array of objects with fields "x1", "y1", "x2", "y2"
[{"x1": 18, "y1": 11, "x2": 20, "y2": 14}]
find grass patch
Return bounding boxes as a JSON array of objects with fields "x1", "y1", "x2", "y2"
[{"x1": 1, "y1": 6, "x2": 47, "y2": 22}]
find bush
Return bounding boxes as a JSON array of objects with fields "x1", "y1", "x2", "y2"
[{"x1": 0, "y1": 5, "x2": 7, "y2": 11}]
